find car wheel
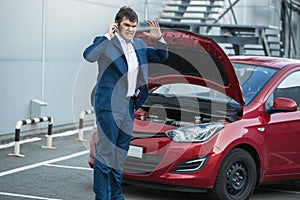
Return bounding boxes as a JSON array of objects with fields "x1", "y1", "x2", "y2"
[{"x1": 209, "y1": 148, "x2": 257, "y2": 200}]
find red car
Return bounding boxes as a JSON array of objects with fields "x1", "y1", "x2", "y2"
[{"x1": 89, "y1": 30, "x2": 300, "y2": 200}]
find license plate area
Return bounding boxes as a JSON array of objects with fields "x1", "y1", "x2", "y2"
[{"x1": 128, "y1": 145, "x2": 143, "y2": 158}]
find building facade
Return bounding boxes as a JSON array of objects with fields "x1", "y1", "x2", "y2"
[{"x1": 0, "y1": 0, "x2": 299, "y2": 135}]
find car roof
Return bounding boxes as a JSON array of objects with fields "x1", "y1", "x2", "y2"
[{"x1": 229, "y1": 56, "x2": 300, "y2": 69}]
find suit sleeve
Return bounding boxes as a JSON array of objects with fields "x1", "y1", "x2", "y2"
[
  {"x1": 83, "y1": 36, "x2": 109, "y2": 63},
  {"x1": 147, "y1": 41, "x2": 169, "y2": 63}
]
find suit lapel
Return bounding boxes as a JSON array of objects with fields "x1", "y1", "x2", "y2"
[
  {"x1": 110, "y1": 36, "x2": 129, "y2": 73},
  {"x1": 110, "y1": 37, "x2": 147, "y2": 86},
  {"x1": 132, "y1": 39, "x2": 141, "y2": 65},
  {"x1": 132, "y1": 39, "x2": 148, "y2": 87},
  {"x1": 111, "y1": 36, "x2": 123, "y2": 53}
]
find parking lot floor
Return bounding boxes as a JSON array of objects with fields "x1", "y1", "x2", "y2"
[{"x1": 0, "y1": 127, "x2": 299, "y2": 200}]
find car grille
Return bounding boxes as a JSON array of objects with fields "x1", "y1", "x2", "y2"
[{"x1": 124, "y1": 154, "x2": 163, "y2": 174}]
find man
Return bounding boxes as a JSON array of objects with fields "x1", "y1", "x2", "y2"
[{"x1": 83, "y1": 6, "x2": 168, "y2": 200}]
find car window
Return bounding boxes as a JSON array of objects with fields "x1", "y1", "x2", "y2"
[
  {"x1": 232, "y1": 63, "x2": 278, "y2": 105},
  {"x1": 267, "y1": 71, "x2": 300, "y2": 110}
]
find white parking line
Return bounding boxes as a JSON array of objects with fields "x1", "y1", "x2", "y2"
[
  {"x1": 0, "y1": 150, "x2": 89, "y2": 177},
  {"x1": 0, "y1": 192, "x2": 62, "y2": 200},
  {"x1": 0, "y1": 126, "x2": 93, "y2": 150},
  {"x1": 44, "y1": 163, "x2": 92, "y2": 171},
  {"x1": 46, "y1": 126, "x2": 93, "y2": 138},
  {"x1": 0, "y1": 137, "x2": 42, "y2": 149}
]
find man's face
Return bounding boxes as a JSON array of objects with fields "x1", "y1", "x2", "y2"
[{"x1": 118, "y1": 17, "x2": 137, "y2": 43}]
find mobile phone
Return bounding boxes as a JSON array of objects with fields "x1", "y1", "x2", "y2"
[{"x1": 112, "y1": 22, "x2": 120, "y2": 33}]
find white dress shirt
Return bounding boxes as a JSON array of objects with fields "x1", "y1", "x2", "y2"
[
  {"x1": 115, "y1": 34, "x2": 139, "y2": 97},
  {"x1": 105, "y1": 33, "x2": 165, "y2": 97},
  {"x1": 105, "y1": 33, "x2": 138, "y2": 97}
]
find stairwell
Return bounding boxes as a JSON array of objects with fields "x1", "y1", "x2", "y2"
[{"x1": 158, "y1": 0, "x2": 283, "y2": 57}]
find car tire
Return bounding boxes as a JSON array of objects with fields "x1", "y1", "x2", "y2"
[{"x1": 209, "y1": 148, "x2": 257, "y2": 200}]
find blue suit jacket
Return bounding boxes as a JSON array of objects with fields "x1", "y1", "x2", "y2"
[{"x1": 83, "y1": 35, "x2": 168, "y2": 113}]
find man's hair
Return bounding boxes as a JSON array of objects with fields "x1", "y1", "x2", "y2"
[{"x1": 115, "y1": 6, "x2": 138, "y2": 24}]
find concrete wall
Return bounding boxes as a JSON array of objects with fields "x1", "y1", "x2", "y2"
[
  {"x1": 0, "y1": 0, "x2": 162, "y2": 135},
  {"x1": 0, "y1": 0, "x2": 299, "y2": 135}
]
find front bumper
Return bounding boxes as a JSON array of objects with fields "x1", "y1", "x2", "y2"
[
  {"x1": 123, "y1": 177, "x2": 208, "y2": 193},
  {"x1": 122, "y1": 136, "x2": 220, "y2": 189}
]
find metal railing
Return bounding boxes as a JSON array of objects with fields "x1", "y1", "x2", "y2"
[{"x1": 9, "y1": 116, "x2": 54, "y2": 157}]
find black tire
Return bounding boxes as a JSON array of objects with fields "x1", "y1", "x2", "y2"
[{"x1": 209, "y1": 148, "x2": 257, "y2": 200}]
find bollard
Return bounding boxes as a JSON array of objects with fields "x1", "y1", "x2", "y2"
[
  {"x1": 9, "y1": 116, "x2": 54, "y2": 157},
  {"x1": 78, "y1": 109, "x2": 94, "y2": 141},
  {"x1": 41, "y1": 117, "x2": 56, "y2": 150}
]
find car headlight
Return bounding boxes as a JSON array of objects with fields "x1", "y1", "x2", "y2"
[{"x1": 165, "y1": 122, "x2": 224, "y2": 142}]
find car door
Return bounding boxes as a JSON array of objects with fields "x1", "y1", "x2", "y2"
[{"x1": 263, "y1": 69, "x2": 300, "y2": 181}]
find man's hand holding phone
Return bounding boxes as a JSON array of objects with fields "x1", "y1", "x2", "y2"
[{"x1": 107, "y1": 23, "x2": 119, "y2": 39}]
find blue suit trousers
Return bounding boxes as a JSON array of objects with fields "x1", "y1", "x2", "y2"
[{"x1": 93, "y1": 98, "x2": 134, "y2": 200}]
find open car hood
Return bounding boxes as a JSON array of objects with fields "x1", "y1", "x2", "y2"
[{"x1": 136, "y1": 29, "x2": 245, "y2": 106}]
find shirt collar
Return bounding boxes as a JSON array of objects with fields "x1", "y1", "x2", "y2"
[{"x1": 115, "y1": 33, "x2": 133, "y2": 45}]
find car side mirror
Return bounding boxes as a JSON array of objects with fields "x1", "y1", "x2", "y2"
[{"x1": 267, "y1": 97, "x2": 297, "y2": 114}]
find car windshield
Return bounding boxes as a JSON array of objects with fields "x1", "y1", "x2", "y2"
[
  {"x1": 232, "y1": 63, "x2": 279, "y2": 105},
  {"x1": 151, "y1": 63, "x2": 278, "y2": 106}
]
